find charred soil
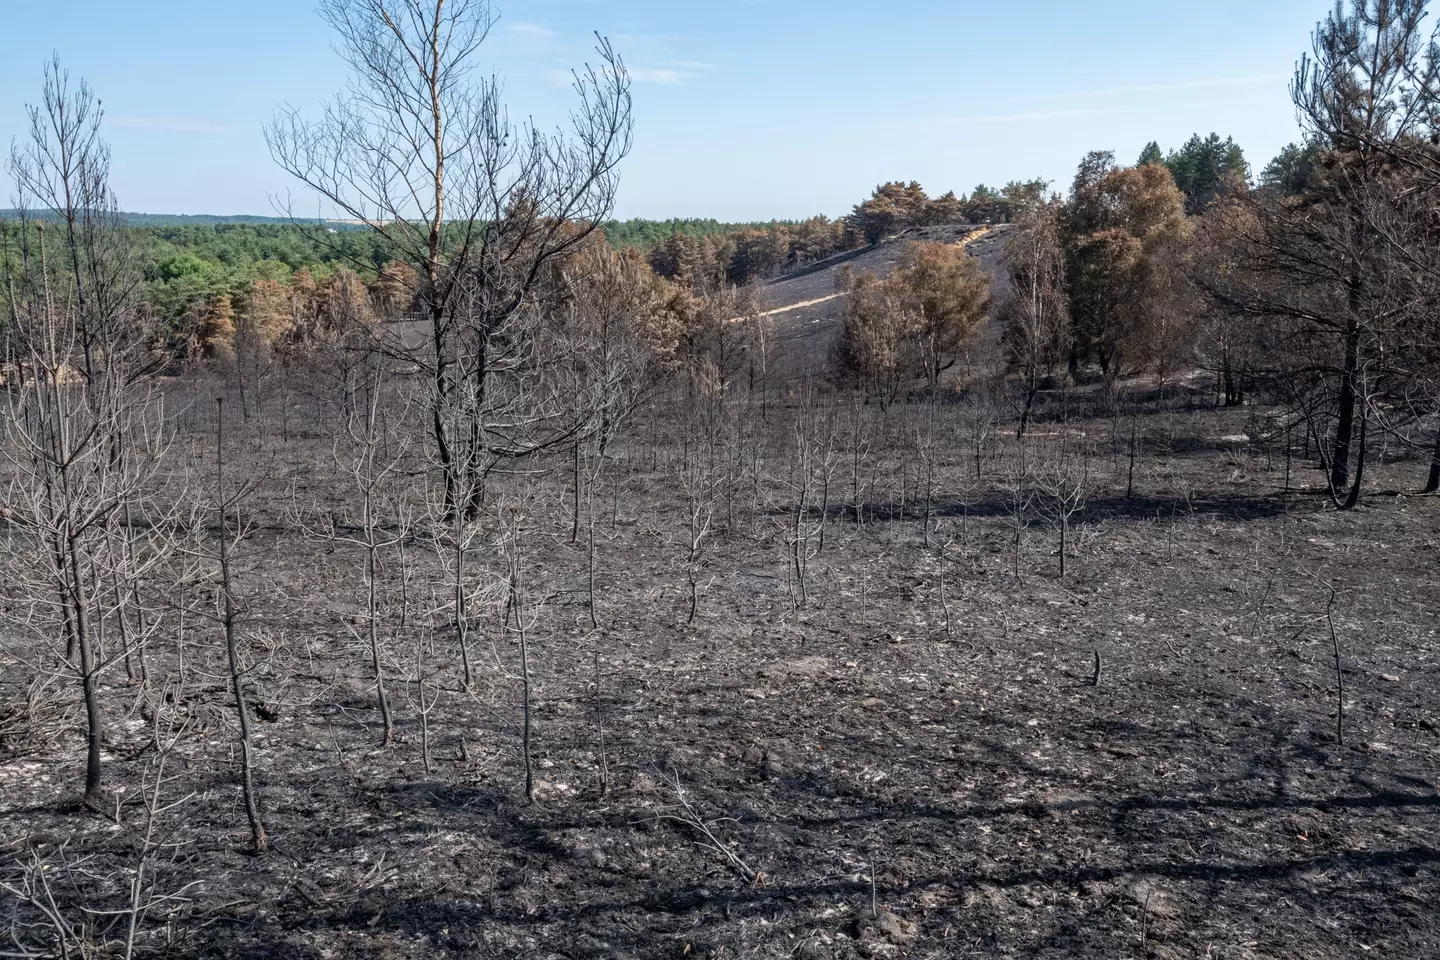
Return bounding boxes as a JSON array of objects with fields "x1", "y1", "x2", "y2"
[{"x1": 2, "y1": 389, "x2": 1437, "y2": 959}]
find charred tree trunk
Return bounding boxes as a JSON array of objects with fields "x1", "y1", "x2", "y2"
[
  {"x1": 216, "y1": 399, "x2": 268, "y2": 855},
  {"x1": 1017, "y1": 377, "x2": 1038, "y2": 439},
  {"x1": 1425, "y1": 428, "x2": 1440, "y2": 494},
  {"x1": 1330, "y1": 319, "x2": 1360, "y2": 498},
  {"x1": 1342, "y1": 400, "x2": 1368, "y2": 511},
  {"x1": 69, "y1": 537, "x2": 103, "y2": 804},
  {"x1": 1222, "y1": 356, "x2": 1244, "y2": 408}
]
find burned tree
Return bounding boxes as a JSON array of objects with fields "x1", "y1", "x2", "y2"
[
  {"x1": 999, "y1": 198, "x2": 1070, "y2": 436},
  {"x1": 0, "y1": 63, "x2": 172, "y2": 805},
  {"x1": 1204, "y1": 1, "x2": 1440, "y2": 506},
  {"x1": 268, "y1": 0, "x2": 634, "y2": 521}
]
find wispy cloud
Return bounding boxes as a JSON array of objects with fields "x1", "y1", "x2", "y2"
[
  {"x1": 492, "y1": 20, "x2": 563, "y2": 57},
  {"x1": 628, "y1": 68, "x2": 686, "y2": 85},
  {"x1": 612, "y1": 33, "x2": 694, "y2": 47},
  {"x1": 108, "y1": 115, "x2": 227, "y2": 134},
  {"x1": 504, "y1": 21, "x2": 557, "y2": 41},
  {"x1": 511, "y1": 26, "x2": 718, "y2": 86},
  {"x1": 660, "y1": 60, "x2": 716, "y2": 73},
  {"x1": 942, "y1": 73, "x2": 1287, "y2": 126},
  {"x1": 1080, "y1": 73, "x2": 1290, "y2": 98},
  {"x1": 950, "y1": 107, "x2": 1114, "y2": 125},
  {"x1": 542, "y1": 67, "x2": 578, "y2": 88},
  {"x1": 630, "y1": 60, "x2": 715, "y2": 86},
  {"x1": 607, "y1": 33, "x2": 717, "y2": 85}
]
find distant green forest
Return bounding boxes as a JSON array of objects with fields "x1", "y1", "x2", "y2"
[
  {"x1": 0, "y1": 210, "x2": 354, "y2": 229},
  {"x1": 601, "y1": 218, "x2": 792, "y2": 248},
  {"x1": 0, "y1": 214, "x2": 782, "y2": 322},
  {"x1": 0, "y1": 210, "x2": 782, "y2": 239}
]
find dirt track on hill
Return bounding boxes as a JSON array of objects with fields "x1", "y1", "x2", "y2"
[
  {"x1": 760, "y1": 223, "x2": 1012, "y2": 376},
  {"x1": 755, "y1": 224, "x2": 999, "y2": 323}
]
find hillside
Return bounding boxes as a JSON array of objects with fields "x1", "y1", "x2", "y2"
[{"x1": 758, "y1": 222, "x2": 1013, "y2": 375}]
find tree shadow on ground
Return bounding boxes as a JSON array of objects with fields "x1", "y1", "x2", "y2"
[
  {"x1": 184, "y1": 714, "x2": 1440, "y2": 958},
  {"x1": 770, "y1": 489, "x2": 1305, "y2": 527}
]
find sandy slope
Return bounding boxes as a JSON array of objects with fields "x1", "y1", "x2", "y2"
[{"x1": 759, "y1": 222, "x2": 1013, "y2": 376}]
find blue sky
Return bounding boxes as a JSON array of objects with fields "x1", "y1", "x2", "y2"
[{"x1": 0, "y1": 0, "x2": 1335, "y2": 220}]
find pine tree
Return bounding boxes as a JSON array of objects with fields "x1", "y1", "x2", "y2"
[
  {"x1": 924, "y1": 191, "x2": 965, "y2": 225},
  {"x1": 197, "y1": 294, "x2": 237, "y2": 369},
  {"x1": 1062, "y1": 159, "x2": 1190, "y2": 381},
  {"x1": 1164, "y1": 133, "x2": 1250, "y2": 213},
  {"x1": 848, "y1": 181, "x2": 931, "y2": 244},
  {"x1": 369, "y1": 260, "x2": 418, "y2": 318},
  {"x1": 893, "y1": 242, "x2": 993, "y2": 389},
  {"x1": 1259, "y1": 142, "x2": 1321, "y2": 195},
  {"x1": 243, "y1": 279, "x2": 294, "y2": 345}
]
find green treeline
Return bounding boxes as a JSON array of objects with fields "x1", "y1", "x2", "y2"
[
  {"x1": 1, "y1": 137, "x2": 1254, "y2": 327},
  {"x1": 0, "y1": 216, "x2": 786, "y2": 324}
]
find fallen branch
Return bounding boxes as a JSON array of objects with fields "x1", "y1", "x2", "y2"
[{"x1": 638, "y1": 771, "x2": 760, "y2": 884}]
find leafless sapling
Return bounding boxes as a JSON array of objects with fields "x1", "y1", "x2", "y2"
[
  {"x1": 297, "y1": 368, "x2": 415, "y2": 745},
  {"x1": 1, "y1": 75, "x2": 172, "y2": 804},
  {"x1": 776, "y1": 385, "x2": 837, "y2": 610},
  {"x1": 1002, "y1": 440, "x2": 1034, "y2": 583},
  {"x1": 210, "y1": 398, "x2": 268, "y2": 855},
  {"x1": 268, "y1": 0, "x2": 634, "y2": 522},
  {"x1": 1033, "y1": 437, "x2": 1094, "y2": 580}
]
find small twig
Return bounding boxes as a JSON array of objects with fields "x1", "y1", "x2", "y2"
[
  {"x1": 1325, "y1": 585, "x2": 1344, "y2": 747},
  {"x1": 328, "y1": 720, "x2": 348, "y2": 771},
  {"x1": 640, "y1": 772, "x2": 758, "y2": 883},
  {"x1": 939, "y1": 574, "x2": 954, "y2": 641},
  {"x1": 869, "y1": 861, "x2": 878, "y2": 919},
  {"x1": 593, "y1": 651, "x2": 609, "y2": 798}
]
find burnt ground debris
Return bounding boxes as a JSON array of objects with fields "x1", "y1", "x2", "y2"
[{"x1": 1, "y1": 392, "x2": 1438, "y2": 959}]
